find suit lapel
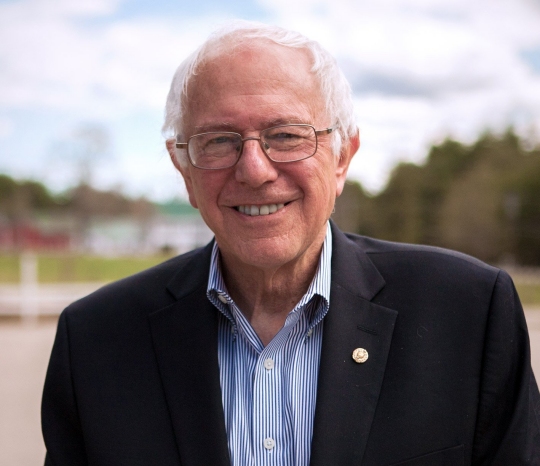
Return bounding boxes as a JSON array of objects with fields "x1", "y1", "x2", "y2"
[
  {"x1": 310, "y1": 225, "x2": 398, "y2": 466},
  {"x1": 148, "y1": 244, "x2": 230, "y2": 466},
  {"x1": 147, "y1": 227, "x2": 397, "y2": 466}
]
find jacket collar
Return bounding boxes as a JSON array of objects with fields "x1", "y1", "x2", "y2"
[
  {"x1": 150, "y1": 224, "x2": 398, "y2": 466},
  {"x1": 165, "y1": 240, "x2": 214, "y2": 300},
  {"x1": 150, "y1": 240, "x2": 231, "y2": 466},
  {"x1": 310, "y1": 223, "x2": 398, "y2": 465}
]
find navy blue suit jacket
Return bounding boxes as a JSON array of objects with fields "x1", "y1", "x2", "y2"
[{"x1": 42, "y1": 223, "x2": 540, "y2": 465}]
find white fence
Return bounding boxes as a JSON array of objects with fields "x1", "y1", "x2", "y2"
[{"x1": 0, "y1": 253, "x2": 103, "y2": 318}]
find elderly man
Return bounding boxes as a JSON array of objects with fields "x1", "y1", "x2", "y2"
[{"x1": 42, "y1": 22, "x2": 539, "y2": 466}]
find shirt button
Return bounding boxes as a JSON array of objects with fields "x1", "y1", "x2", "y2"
[
  {"x1": 217, "y1": 293, "x2": 227, "y2": 303},
  {"x1": 264, "y1": 358, "x2": 274, "y2": 370},
  {"x1": 264, "y1": 437, "x2": 275, "y2": 450},
  {"x1": 306, "y1": 328, "x2": 313, "y2": 337}
]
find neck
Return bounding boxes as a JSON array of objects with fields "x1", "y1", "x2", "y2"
[{"x1": 219, "y1": 230, "x2": 326, "y2": 346}]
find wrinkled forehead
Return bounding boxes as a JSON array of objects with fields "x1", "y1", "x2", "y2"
[
  {"x1": 194, "y1": 35, "x2": 314, "y2": 80},
  {"x1": 183, "y1": 39, "x2": 325, "y2": 124}
]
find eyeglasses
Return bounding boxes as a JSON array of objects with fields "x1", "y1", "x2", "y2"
[{"x1": 176, "y1": 124, "x2": 336, "y2": 170}]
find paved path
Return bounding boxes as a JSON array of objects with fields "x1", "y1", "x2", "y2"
[
  {"x1": 0, "y1": 320, "x2": 56, "y2": 466},
  {"x1": 1, "y1": 310, "x2": 539, "y2": 466}
]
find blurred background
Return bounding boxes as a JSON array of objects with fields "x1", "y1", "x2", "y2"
[{"x1": 1, "y1": 0, "x2": 540, "y2": 464}]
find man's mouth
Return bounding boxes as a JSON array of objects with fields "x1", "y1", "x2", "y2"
[{"x1": 235, "y1": 203, "x2": 286, "y2": 216}]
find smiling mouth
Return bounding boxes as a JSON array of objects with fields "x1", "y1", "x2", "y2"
[{"x1": 235, "y1": 203, "x2": 286, "y2": 216}]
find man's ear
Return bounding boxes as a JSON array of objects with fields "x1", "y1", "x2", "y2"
[
  {"x1": 165, "y1": 139, "x2": 198, "y2": 209},
  {"x1": 335, "y1": 130, "x2": 360, "y2": 197}
]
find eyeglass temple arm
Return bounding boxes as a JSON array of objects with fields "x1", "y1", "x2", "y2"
[
  {"x1": 315, "y1": 126, "x2": 337, "y2": 136},
  {"x1": 175, "y1": 137, "x2": 187, "y2": 149}
]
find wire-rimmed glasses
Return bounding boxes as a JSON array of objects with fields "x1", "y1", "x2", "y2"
[{"x1": 176, "y1": 124, "x2": 336, "y2": 170}]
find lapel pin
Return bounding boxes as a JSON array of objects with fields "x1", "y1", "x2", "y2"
[{"x1": 352, "y1": 348, "x2": 369, "y2": 363}]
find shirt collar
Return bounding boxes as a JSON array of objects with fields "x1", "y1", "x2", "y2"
[{"x1": 207, "y1": 222, "x2": 332, "y2": 322}]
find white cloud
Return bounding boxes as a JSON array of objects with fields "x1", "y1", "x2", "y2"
[
  {"x1": 0, "y1": 0, "x2": 226, "y2": 119},
  {"x1": 256, "y1": 0, "x2": 540, "y2": 190},
  {"x1": 0, "y1": 0, "x2": 122, "y2": 19},
  {"x1": 2, "y1": 0, "x2": 540, "y2": 197}
]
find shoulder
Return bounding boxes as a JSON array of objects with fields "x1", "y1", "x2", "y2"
[
  {"x1": 344, "y1": 231, "x2": 500, "y2": 281},
  {"x1": 332, "y1": 229, "x2": 509, "y2": 312}
]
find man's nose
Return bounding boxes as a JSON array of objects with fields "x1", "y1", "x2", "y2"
[{"x1": 234, "y1": 138, "x2": 278, "y2": 187}]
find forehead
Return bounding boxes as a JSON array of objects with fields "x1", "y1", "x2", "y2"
[{"x1": 184, "y1": 41, "x2": 325, "y2": 132}]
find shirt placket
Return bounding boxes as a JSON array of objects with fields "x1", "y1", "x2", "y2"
[
  {"x1": 291, "y1": 315, "x2": 323, "y2": 465},
  {"x1": 252, "y1": 308, "x2": 306, "y2": 466},
  {"x1": 252, "y1": 344, "x2": 281, "y2": 466}
]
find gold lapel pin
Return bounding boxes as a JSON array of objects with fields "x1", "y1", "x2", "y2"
[{"x1": 352, "y1": 348, "x2": 369, "y2": 363}]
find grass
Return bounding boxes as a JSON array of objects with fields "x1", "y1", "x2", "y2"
[
  {"x1": 515, "y1": 283, "x2": 540, "y2": 307},
  {"x1": 37, "y1": 255, "x2": 175, "y2": 283},
  {"x1": 0, "y1": 255, "x2": 20, "y2": 282},
  {"x1": 0, "y1": 254, "x2": 172, "y2": 283}
]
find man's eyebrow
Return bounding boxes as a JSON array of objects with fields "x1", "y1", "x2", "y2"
[
  {"x1": 193, "y1": 122, "x2": 236, "y2": 133},
  {"x1": 193, "y1": 118, "x2": 313, "y2": 133},
  {"x1": 265, "y1": 117, "x2": 311, "y2": 127}
]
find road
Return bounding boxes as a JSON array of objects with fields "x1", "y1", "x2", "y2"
[{"x1": 1, "y1": 310, "x2": 539, "y2": 466}]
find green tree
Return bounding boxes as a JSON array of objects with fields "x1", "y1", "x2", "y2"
[{"x1": 333, "y1": 130, "x2": 540, "y2": 265}]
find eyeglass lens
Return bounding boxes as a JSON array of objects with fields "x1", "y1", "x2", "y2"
[{"x1": 188, "y1": 125, "x2": 317, "y2": 169}]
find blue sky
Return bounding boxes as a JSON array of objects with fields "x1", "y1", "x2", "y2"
[
  {"x1": 113, "y1": 0, "x2": 269, "y2": 19},
  {"x1": 1, "y1": 0, "x2": 540, "y2": 201}
]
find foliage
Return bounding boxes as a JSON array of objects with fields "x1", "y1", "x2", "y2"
[
  {"x1": 334, "y1": 130, "x2": 540, "y2": 265},
  {"x1": 0, "y1": 174, "x2": 63, "y2": 220},
  {"x1": 0, "y1": 175, "x2": 155, "y2": 220}
]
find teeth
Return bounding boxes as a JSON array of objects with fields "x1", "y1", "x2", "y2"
[{"x1": 236, "y1": 203, "x2": 286, "y2": 216}]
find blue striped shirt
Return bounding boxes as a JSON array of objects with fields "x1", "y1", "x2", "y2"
[{"x1": 207, "y1": 223, "x2": 332, "y2": 466}]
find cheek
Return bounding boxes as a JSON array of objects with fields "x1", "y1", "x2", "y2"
[
  {"x1": 314, "y1": 159, "x2": 338, "y2": 197},
  {"x1": 179, "y1": 171, "x2": 199, "y2": 209},
  {"x1": 190, "y1": 173, "x2": 225, "y2": 213},
  {"x1": 303, "y1": 169, "x2": 337, "y2": 212}
]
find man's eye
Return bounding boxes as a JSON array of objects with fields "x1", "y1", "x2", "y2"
[
  {"x1": 270, "y1": 132, "x2": 301, "y2": 140},
  {"x1": 207, "y1": 136, "x2": 235, "y2": 145},
  {"x1": 266, "y1": 132, "x2": 302, "y2": 142}
]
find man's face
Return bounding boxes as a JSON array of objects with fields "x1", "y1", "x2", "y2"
[{"x1": 169, "y1": 42, "x2": 357, "y2": 272}]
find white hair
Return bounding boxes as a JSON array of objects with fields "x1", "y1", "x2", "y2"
[{"x1": 162, "y1": 20, "x2": 357, "y2": 167}]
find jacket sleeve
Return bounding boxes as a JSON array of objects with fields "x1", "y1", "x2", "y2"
[
  {"x1": 472, "y1": 270, "x2": 540, "y2": 465},
  {"x1": 41, "y1": 310, "x2": 88, "y2": 466}
]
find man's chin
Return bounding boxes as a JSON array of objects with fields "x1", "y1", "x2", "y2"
[{"x1": 219, "y1": 237, "x2": 304, "y2": 271}]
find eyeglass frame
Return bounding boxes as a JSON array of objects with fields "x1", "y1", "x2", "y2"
[{"x1": 175, "y1": 123, "x2": 337, "y2": 170}]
